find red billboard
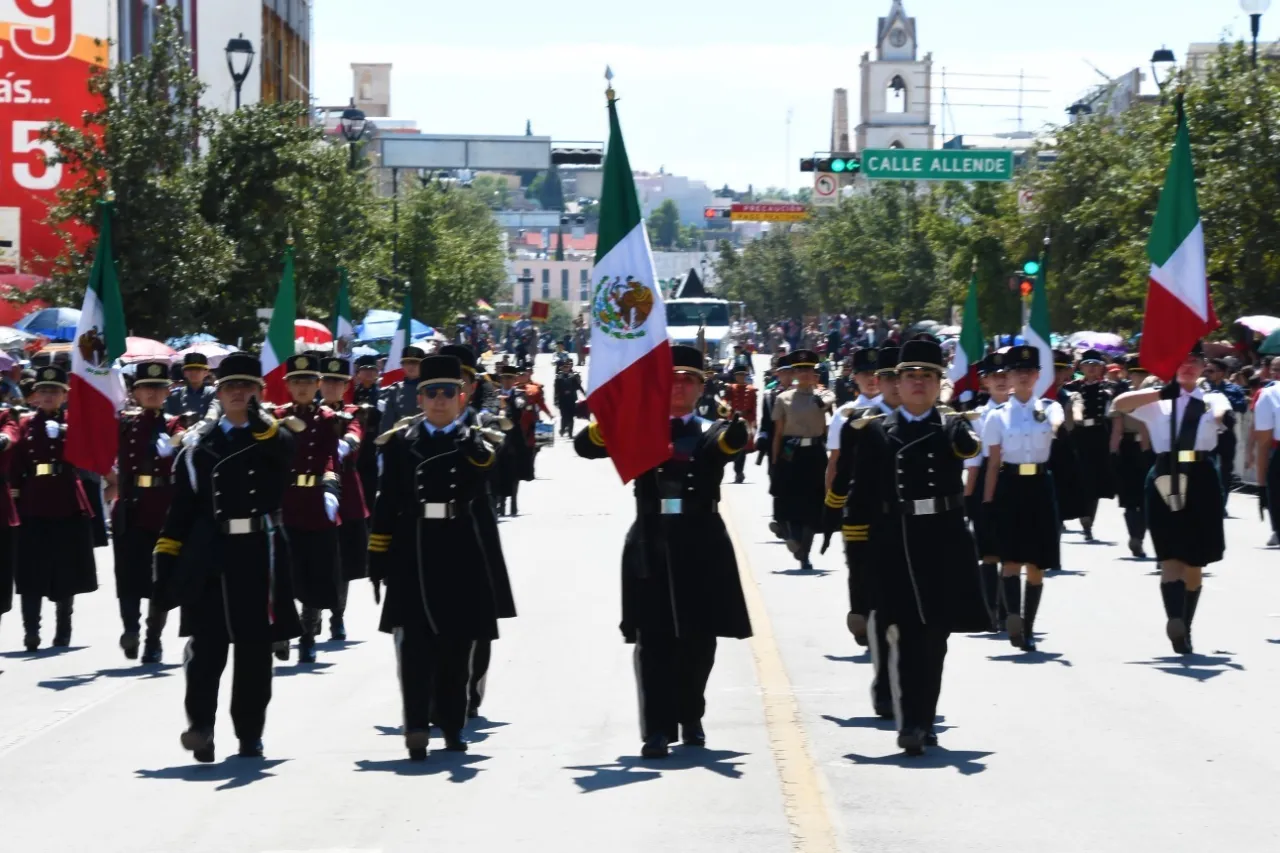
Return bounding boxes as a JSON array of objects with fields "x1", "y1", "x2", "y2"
[{"x1": 0, "y1": 0, "x2": 108, "y2": 276}]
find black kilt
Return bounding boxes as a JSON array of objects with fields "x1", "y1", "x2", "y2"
[
  {"x1": 769, "y1": 442, "x2": 827, "y2": 527},
  {"x1": 1145, "y1": 458, "x2": 1224, "y2": 567},
  {"x1": 285, "y1": 526, "x2": 344, "y2": 609},
  {"x1": 110, "y1": 504, "x2": 159, "y2": 600},
  {"x1": 993, "y1": 467, "x2": 1061, "y2": 570},
  {"x1": 1114, "y1": 435, "x2": 1153, "y2": 510},
  {"x1": 339, "y1": 520, "x2": 369, "y2": 581},
  {"x1": 15, "y1": 517, "x2": 97, "y2": 600},
  {"x1": 1072, "y1": 425, "x2": 1116, "y2": 500},
  {"x1": 0, "y1": 524, "x2": 13, "y2": 614}
]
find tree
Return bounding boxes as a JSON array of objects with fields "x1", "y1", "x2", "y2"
[
  {"x1": 648, "y1": 199, "x2": 681, "y2": 248},
  {"x1": 468, "y1": 174, "x2": 512, "y2": 209},
  {"x1": 543, "y1": 299, "x2": 575, "y2": 342},
  {"x1": 537, "y1": 167, "x2": 565, "y2": 211}
]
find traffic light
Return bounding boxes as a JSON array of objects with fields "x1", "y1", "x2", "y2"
[
  {"x1": 1022, "y1": 259, "x2": 1041, "y2": 277},
  {"x1": 1019, "y1": 278, "x2": 1033, "y2": 298},
  {"x1": 704, "y1": 207, "x2": 732, "y2": 220},
  {"x1": 800, "y1": 154, "x2": 861, "y2": 174}
]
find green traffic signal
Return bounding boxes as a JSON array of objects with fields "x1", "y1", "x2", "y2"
[
  {"x1": 1022, "y1": 260, "x2": 1041, "y2": 276},
  {"x1": 832, "y1": 159, "x2": 847, "y2": 173}
]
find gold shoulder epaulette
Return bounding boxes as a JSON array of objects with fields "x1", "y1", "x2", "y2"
[
  {"x1": 852, "y1": 413, "x2": 885, "y2": 430},
  {"x1": 937, "y1": 405, "x2": 957, "y2": 415},
  {"x1": 374, "y1": 415, "x2": 423, "y2": 446},
  {"x1": 280, "y1": 415, "x2": 306, "y2": 433}
]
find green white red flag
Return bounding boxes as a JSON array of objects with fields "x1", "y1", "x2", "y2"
[
  {"x1": 947, "y1": 271, "x2": 984, "y2": 403},
  {"x1": 1140, "y1": 108, "x2": 1217, "y2": 380},
  {"x1": 332, "y1": 267, "x2": 355, "y2": 356},
  {"x1": 66, "y1": 197, "x2": 127, "y2": 476},
  {"x1": 380, "y1": 289, "x2": 413, "y2": 387},
  {"x1": 261, "y1": 245, "x2": 297, "y2": 404}
]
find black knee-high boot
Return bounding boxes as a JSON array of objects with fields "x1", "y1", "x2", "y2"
[
  {"x1": 1184, "y1": 587, "x2": 1202, "y2": 654},
  {"x1": 1161, "y1": 580, "x2": 1188, "y2": 654},
  {"x1": 1124, "y1": 509, "x2": 1147, "y2": 557},
  {"x1": 1001, "y1": 575, "x2": 1023, "y2": 647},
  {"x1": 1023, "y1": 583, "x2": 1043, "y2": 651},
  {"x1": 979, "y1": 563, "x2": 1000, "y2": 631}
]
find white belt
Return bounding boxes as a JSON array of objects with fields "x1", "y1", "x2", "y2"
[
  {"x1": 421, "y1": 501, "x2": 458, "y2": 520},
  {"x1": 1081, "y1": 418, "x2": 1098, "y2": 427},
  {"x1": 787, "y1": 437, "x2": 819, "y2": 447}
]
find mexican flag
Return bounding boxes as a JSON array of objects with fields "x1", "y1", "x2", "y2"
[
  {"x1": 66, "y1": 198, "x2": 127, "y2": 476},
  {"x1": 1140, "y1": 108, "x2": 1217, "y2": 381},
  {"x1": 261, "y1": 246, "x2": 297, "y2": 404},
  {"x1": 1023, "y1": 254, "x2": 1053, "y2": 398},
  {"x1": 380, "y1": 289, "x2": 413, "y2": 388},
  {"x1": 585, "y1": 88, "x2": 672, "y2": 483},
  {"x1": 947, "y1": 272, "x2": 984, "y2": 403},
  {"x1": 332, "y1": 267, "x2": 355, "y2": 356}
]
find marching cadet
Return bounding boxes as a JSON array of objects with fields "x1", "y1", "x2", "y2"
[
  {"x1": 320, "y1": 356, "x2": 368, "y2": 642},
  {"x1": 1048, "y1": 349, "x2": 1088, "y2": 529},
  {"x1": 153, "y1": 352, "x2": 302, "y2": 762},
  {"x1": 575, "y1": 344, "x2": 752, "y2": 759},
  {"x1": 495, "y1": 365, "x2": 532, "y2": 516},
  {"x1": 13, "y1": 366, "x2": 98, "y2": 651},
  {"x1": 352, "y1": 354, "x2": 383, "y2": 513},
  {"x1": 553, "y1": 360, "x2": 586, "y2": 438},
  {"x1": 771, "y1": 349, "x2": 835, "y2": 572},
  {"x1": 725, "y1": 367, "x2": 758, "y2": 484},
  {"x1": 833, "y1": 357, "x2": 857, "y2": 407},
  {"x1": 1063, "y1": 349, "x2": 1119, "y2": 540},
  {"x1": 757, "y1": 357, "x2": 792, "y2": 473},
  {"x1": 964, "y1": 351, "x2": 1010, "y2": 629},
  {"x1": 981, "y1": 346, "x2": 1065, "y2": 652},
  {"x1": 441, "y1": 343, "x2": 518, "y2": 718},
  {"x1": 275, "y1": 354, "x2": 343, "y2": 664},
  {"x1": 841, "y1": 339, "x2": 989, "y2": 755},
  {"x1": 825, "y1": 346, "x2": 900, "y2": 718},
  {"x1": 0, "y1": 403, "x2": 21, "y2": 638},
  {"x1": 113, "y1": 360, "x2": 179, "y2": 662},
  {"x1": 164, "y1": 351, "x2": 217, "y2": 421},
  {"x1": 380, "y1": 345, "x2": 426, "y2": 427},
  {"x1": 368, "y1": 354, "x2": 500, "y2": 761},
  {"x1": 1114, "y1": 342, "x2": 1229, "y2": 655},
  {"x1": 1111, "y1": 355, "x2": 1155, "y2": 558},
  {"x1": 825, "y1": 347, "x2": 883, "y2": 496}
]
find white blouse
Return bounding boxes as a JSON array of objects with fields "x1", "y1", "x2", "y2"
[
  {"x1": 1130, "y1": 389, "x2": 1229, "y2": 453},
  {"x1": 982, "y1": 396, "x2": 1064, "y2": 465},
  {"x1": 965, "y1": 401, "x2": 1005, "y2": 468}
]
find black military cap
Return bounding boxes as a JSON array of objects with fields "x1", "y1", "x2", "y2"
[
  {"x1": 284, "y1": 354, "x2": 322, "y2": 379},
  {"x1": 874, "y1": 346, "x2": 901, "y2": 375},
  {"x1": 1122, "y1": 353, "x2": 1147, "y2": 374},
  {"x1": 321, "y1": 356, "x2": 351, "y2": 379},
  {"x1": 354, "y1": 354, "x2": 379, "y2": 370},
  {"x1": 216, "y1": 352, "x2": 265, "y2": 386},
  {"x1": 134, "y1": 360, "x2": 172, "y2": 386},
  {"x1": 1078, "y1": 349, "x2": 1107, "y2": 365},
  {"x1": 400, "y1": 345, "x2": 427, "y2": 363},
  {"x1": 1008, "y1": 344, "x2": 1041, "y2": 370},
  {"x1": 896, "y1": 339, "x2": 945, "y2": 373},
  {"x1": 32, "y1": 365, "x2": 69, "y2": 390},
  {"x1": 182, "y1": 351, "x2": 211, "y2": 370},
  {"x1": 1052, "y1": 349, "x2": 1075, "y2": 369},
  {"x1": 851, "y1": 348, "x2": 879, "y2": 374},
  {"x1": 1188, "y1": 339, "x2": 1205, "y2": 359},
  {"x1": 979, "y1": 350, "x2": 1007, "y2": 376},
  {"x1": 789, "y1": 349, "x2": 819, "y2": 369},
  {"x1": 671, "y1": 344, "x2": 705, "y2": 376},
  {"x1": 439, "y1": 344, "x2": 478, "y2": 376},
  {"x1": 498, "y1": 364, "x2": 521, "y2": 378},
  {"x1": 417, "y1": 355, "x2": 463, "y2": 387}
]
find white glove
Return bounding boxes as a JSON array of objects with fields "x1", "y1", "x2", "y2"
[
  {"x1": 324, "y1": 492, "x2": 339, "y2": 522},
  {"x1": 44, "y1": 420, "x2": 61, "y2": 439},
  {"x1": 155, "y1": 436, "x2": 175, "y2": 458},
  {"x1": 336, "y1": 439, "x2": 351, "y2": 462},
  {"x1": 181, "y1": 429, "x2": 202, "y2": 449}
]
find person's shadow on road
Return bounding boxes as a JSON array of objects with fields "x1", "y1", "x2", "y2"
[
  {"x1": 37, "y1": 663, "x2": 181, "y2": 690},
  {"x1": 0, "y1": 645, "x2": 87, "y2": 660},
  {"x1": 845, "y1": 748, "x2": 992, "y2": 776},
  {"x1": 1126, "y1": 651, "x2": 1244, "y2": 681},
  {"x1": 355, "y1": 753, "x2": 489, "y2": 783},
  {"x1": 135, "y1": 758, "x2": 289, "y2": 791},
  {"x1": 566, "y1": 748, "x2": 748, "y2": 793}
]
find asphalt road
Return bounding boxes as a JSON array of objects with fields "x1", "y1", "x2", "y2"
[{"x1": 2, "y1": 354, "x2": 1279, "y2": 852}]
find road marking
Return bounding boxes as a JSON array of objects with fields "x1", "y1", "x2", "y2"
[{"x1": 722, "y1": 504, "x2": 843, "y2": 853}]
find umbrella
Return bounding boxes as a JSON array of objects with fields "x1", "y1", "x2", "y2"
[
  {"x1": 121, "y1": 336, "x2": 176, "y2": 363},
  {"x1": 295, "y1": 319, "x2": 333, "y2": 345},
  {"x1": 14, "y1": 306, "x2": 80, "y2": 341},
  {"x1": 355, "y1": 309, "x2": 434, "y2": 341},
  {"x1": 937, "y1": 325, "x2": 961, "y2": 336},
  {"x1": 176, "y1": 341, "x2": 237, "y2": 368},
  {"x1": 1258, "y1": 331, "x2": 1280, "y2": 356},
  {"x1": 0, "y1": 325, "x2": 38, "y2": 349},
  {"x1": 165, "y1": 332, "x2": 220, "y2": 349},
  {"x1": 1236, "y1": 315, "x2": 1280, "y2": 336},
  {"x1": 351, "y1": 344, "x2": 379, "y2": 357},
  {"x1": 1067, "y1": 331, "x2": 1124, "y2": 348}
]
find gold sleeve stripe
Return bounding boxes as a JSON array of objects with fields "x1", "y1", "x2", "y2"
[
  {"x1": 369, "y1": 534, "x2": 392, "y2": 543},
  {"x1": 153, "y1": 537, "x2": 183, "y2": 556},
  {"x1": 468, "y1": 449, "x2": 496, "y2": 469},
  {"x1": 368, "y1": 541, "x2": 390, "y2": 553},
  {"x1": 843, "y1": 531, "x2": 869, "y2": 542},
  {"x1": 252, "y1": 419, "x2": 279, "y2": 441},
  {"x1": 587, "y1": 422, "x2": 605, "y2": 447},
  {"x1": 953, "y1": 441, "x2": 982, "y2": 460},
  {"x1": 824, "y1": 491, "x2": 847, "y2": 508},
  {"x1": 716, "y1": 432, "x2": 743, "y2": 456}
]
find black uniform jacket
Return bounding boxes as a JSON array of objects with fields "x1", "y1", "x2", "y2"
[
  {"x1": 368, "y1": 421, "x2": 500, "y2": 640},
  {"x1": 844, "y1": 408, "x2": 990, "y2": 633},
  {"x1": 575, "y1": 415, "x2": 753, "y2": 643},
  {"x1": 164, "y1": 383, "x2": 216, "y2": 420},
  {"x1": 153, "y1": 416, "x2": 302, "y2": 643},
  {"x1": 461, "y1": 407, "x2": 517, "y2": 619}
]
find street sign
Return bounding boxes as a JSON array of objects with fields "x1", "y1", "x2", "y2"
[
  {"x1": 812, "y1": 174, "x2": 839, "y2": 207},
  {"x1": 730, "y1": 203, "x2": 809, "y2": 222},
  {"x1": 861, "y1": 149, "x2": 1015, "y2": 182}
]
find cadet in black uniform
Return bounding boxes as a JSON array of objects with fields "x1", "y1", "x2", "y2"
[
  {"x1": 842, "y1": 339, "x2": 988, "y2": 755},
  {"x1": 153, "y1": 353, "x2": 302, "y2": 762},
  {"x1": 368, "y1": 355, "x2": 499, "y2": 760},
  {"x1": 964, "y1": 352, "x2": 1009, "y2": 629},
  {"x1": 164, "y1": 352, "x2": 217, "y2": 421},
  {"x1": 575, "y1": 344, "x2": 752, "y2": 759},
  {"x1": 770, "y1": 350, "x2": 835, "y2": 571},
  {"x1": 1063, "y1": 349, "x2": 1118, "y2": 539},
  {"x1": 352, "y1": 354, "x2": 383, "y2": 511},
  {"x1": 1111, "y1": 355, "x2": 1155, "y2": 558},
  {"x1": 379, "y1": 345, "x2": 426, "y2": 427}
]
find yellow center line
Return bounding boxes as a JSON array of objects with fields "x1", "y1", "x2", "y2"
[{"x1": 722, "y1": 499, "x2": 843, "y2": 853}]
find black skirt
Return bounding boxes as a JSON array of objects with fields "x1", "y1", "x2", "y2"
[
  {"x1": 1145, "y1": 458, "x2": 1224, "y2": 567},
  {"x1": 769, "y1": 443, "x2": 827, "y2": 527},
  {"x1": 15, "y1": 516, "x2": 98, "y2": 600},
  {"x1": 0, "y1": 524, "x2": 13, "y2": 614},
  {"x1": 1049, "y1": 434, "x2": 1088, "y2": 521},
  {"x1": 111, "y1": 511, "x2": 159, "y2": 600},
  {"x1": 1114, "y1": 434, "x2": 1153, "y2": 510},
  {"x1": 339, "y1": 520, "x2": 369, "y2": 581},
  {"x1": 993, "y1": 466, "x2": 1061, "y2": 570},
  {"x1": 285, "y1": 526, "x2": 344, "y2": 609}
]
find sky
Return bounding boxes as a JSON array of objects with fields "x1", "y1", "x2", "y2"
[{"x1": 314, "y1": 0, "x2": 1263, "y2": 193}]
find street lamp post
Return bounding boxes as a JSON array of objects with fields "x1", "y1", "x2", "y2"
[
  {"x1": 1241, "y1": 0, "x2": 1271, "y2": 67},
  {"x1": 1150, "y1": 46, "x2": 1177, "y2": 101},
  {"x1": 224, "y1": 34, "x2": 255, "y2": 110},
  {"x1": 338, "y1": 98, "x2": 367, "y2": 170}
]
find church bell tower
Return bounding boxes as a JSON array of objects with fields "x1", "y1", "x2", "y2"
[{"x1": 856, "y1": 0, "x2": 935, "y2": 151}]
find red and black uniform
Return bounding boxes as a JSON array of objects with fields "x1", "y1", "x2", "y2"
[
  {"x1": 113, "y1": 398, "x2": 179, "y2": 659},
  {"x1": 327, "y1": 400, "x2": 370, "y2": 588},
  {"x1": 725, "y1": 381, "x2": 758, "y2": 481},
  {"x1": 0, "y1": 407, "x2": 23, "y2": 625}
]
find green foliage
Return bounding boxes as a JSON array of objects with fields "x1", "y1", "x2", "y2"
[
  {"x1": 538, "y1": 167, "x2": 565, "y2": 211},
  {"x1": 648, "y1": 199, "x2": 681, "y2": 248},
  {"x1": 469, "y1": 174, "x2": 512, "y2": 209},
  {"x1": 543, "y1": 299, "x2": 575, "y2": 341}
]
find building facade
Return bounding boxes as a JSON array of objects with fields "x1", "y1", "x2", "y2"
[{"x1": 856, "y1": 0, "x2": 934, "y2": 151}]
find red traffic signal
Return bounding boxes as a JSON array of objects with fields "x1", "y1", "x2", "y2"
[
  {"x1": 704, "y1": 208, "x2": 732, "y2": 219},
  {"x1": 1019, "y1": 278, "x2": 1033, "y2": 297}
]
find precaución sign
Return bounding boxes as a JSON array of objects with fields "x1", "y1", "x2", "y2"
[{"x1": 861, "y1": 149, "x2": 1015, "y2": 182}]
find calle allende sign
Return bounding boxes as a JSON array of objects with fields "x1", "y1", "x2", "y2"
[{"x1": 861, "y1": 149, "x2": 1015, "y2": 183}]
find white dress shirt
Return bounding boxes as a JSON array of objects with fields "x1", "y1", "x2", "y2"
[
  {"x1": 965, "y1": 401, "x2": 1006, "y2": 468},
  {"x1": 1254, "y1": 384, "x2": 1280, "y2": 439},
  {"x1": 1131, "y1": 387, "x2": 1229, "y2": 453},
  {"x1": 828, "y1": 393, "x2": 882, "y2": 447},
  {"x1": 983, "y1": 395, "x2": 1063, "y2": 464}
]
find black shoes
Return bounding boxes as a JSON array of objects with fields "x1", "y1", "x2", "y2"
[
  {"x1": 408, "y1": 746, "x2": 428, "y2": 761},
  {"x1": 874, "y1": 701, "x2": 895, "y2": 720},
  {"x1": 641, "y1": 735, "x2": 669, "y2": 759},
  {"x1": 236, "y1": 739, "x2": 264, "y2": 758},
  {"x1": 141, "y1": 641, "x2": 163, "y2": 664},
  {"x1": 329, "y1": 616, "x2": 347, "y2": 642},
  {"x1": 273, "y1": 640, "x2": 290, "y2": 661},
  {"x1": 1129, "y1": 537, "x2": 1147, "y2": 559},
  {"x1": 52, "y1": 630, "x2": 70, "y2": 648},
  {"x1": 120, "y1": 632, "x2": 140, "y2": 660},
  {"x1": 181, "y1": 729, "x2": 215, "y2": 763},
  {"x1": 442, "y1": 733, "x2": 469, "y2": 752},
  {"x1": 681, "y1": 722, "x2": 706, "y2": 747},
  {"x1": 405, "y1": 729, "x2": 430, "y2": 761},
  {"x1": 734, "y1": 473, "x2": 745, "y2": 484},
  {"x1": 897, "y1": 727, "x2": 927, "y2": 756},
  {"x1": 1081, "y1": 520, "x2": 1095, "y2": 541},
  {"x1": 298, "y1": 637, "x2": 317, "y2": 665},
  {"x1": 23, "y1": 633, "x2": 39, "y2": 652},
  {"x1": 846, "y1": 612, "x2": 869, "y2": 646},
  {"x1": 1006, "y1": 614, "x2": 1026, "y2": 650},
  {"x1": 1167, "y1": 617, "x2": 1189, "y2": 654},
  {"x1": 924, "y1": 731, "x2": 939, "y2": 747}
]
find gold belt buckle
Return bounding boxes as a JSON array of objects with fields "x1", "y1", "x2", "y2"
[
  {"x1": 136, "y1": 474, "x2": 153, "y2": 488},
  {"x1": 1018, "y1": 463, "x2": 1038, "y2": 476},
  {"x1": 35, "y1": 463, "x2": 53, "y2": 476},
  {"x1": 295, "y1": 474, "x2": 317, "y2": 487},
  {"x1": 1177, "y1": 450, "x2": 1197, "y2": 463},
  {"x1": 226, "y1": 518, "x2": 253, "y2": 535}
]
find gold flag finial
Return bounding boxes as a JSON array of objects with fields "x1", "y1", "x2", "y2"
[
  {"x1": 605, "y1": 66, "x2": 615, "y2": 103},
  {"x1": 287, "y1": 225, "x2": 295, "y2": 248}
]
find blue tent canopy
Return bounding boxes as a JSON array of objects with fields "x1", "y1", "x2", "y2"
[
  {"x1": 14, "y1": 307, "x2": 81, "y2": 342},
  {"x1": 355, "y1": 309, "x2": 434, "y2": 341}
]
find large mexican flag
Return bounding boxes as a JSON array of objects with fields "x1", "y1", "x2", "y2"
[
  {"x1": 66, "y1": 198, "x2": 127, "y2": 476},
  {"x1": 380, "y1": 289, "x2": 413, "y2": 388},
  {"x1": 1140, "y1": 108, "x2": 1217, "y2": 380},
  {"x1": 585, "y1": 89, "x2": 672, "y2": 483},
  {"x1": 261, "y1": 247, "x2": 297, "y2": 404},
  {"x1": 947, "y1": 271, "x2": 984, "y2": 403}
]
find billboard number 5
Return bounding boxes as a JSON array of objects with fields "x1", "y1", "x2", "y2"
[{"x1": 11, "y1": 122, "x2": 63, "y2": 191}]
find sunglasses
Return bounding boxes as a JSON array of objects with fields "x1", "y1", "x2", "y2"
[{"x1": 420, "y1": 383, "x2": 459, "y2": 400}]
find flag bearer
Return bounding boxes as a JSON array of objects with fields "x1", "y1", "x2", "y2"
[
  {"x1": 13, "y1": 366, "x2": 98, "y2": 651},
  {"x1": 1113, "y1": 342, "x2": 1229, "y2": 655},
  {"x1": 574, "y1": 344, "x2": 752, "y2": 759},
  {"x1": 319, "y1": 356, "x2": 368, "y2": 642},
  {"x1": 770, "y1": 349, "x2": 835, "y2": 572},
  {"x1": 113, "y1": 360, "x2": 180, "y2": 662},
  {"x1": 981, "y1": 346, "x2": 1065, "y2": 652},
  {"x1": 152, "y1": 353, "x2": 302, "y2": 762}
]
